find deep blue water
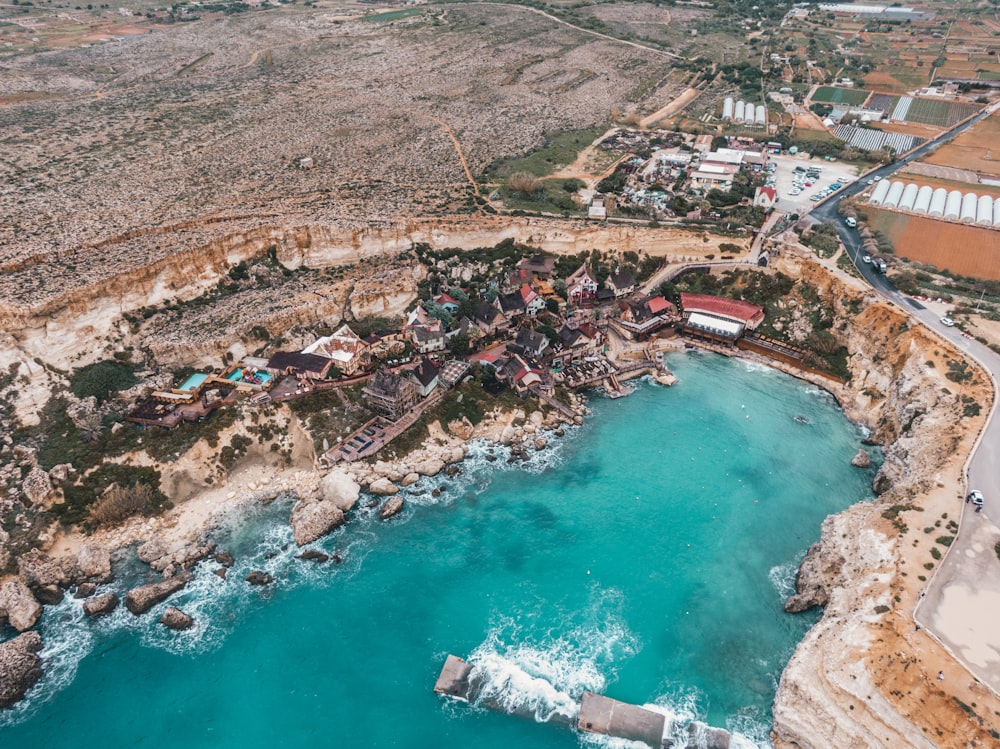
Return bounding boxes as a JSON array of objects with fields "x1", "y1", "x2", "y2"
[{"x1": 0, "y1": 352, "x2": 877, "y2": 748}]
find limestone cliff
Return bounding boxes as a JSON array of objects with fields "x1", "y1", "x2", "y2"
[{"x1": 771, "y1": 258, "x2": 996, "y2": 748}]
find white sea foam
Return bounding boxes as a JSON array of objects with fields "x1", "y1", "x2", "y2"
[
  {"x1": 464, "y1": 589, "x2": 637, "y2": 725},
  {"x1": 768, "y1": 554, "x2": 803, "y2": 601}
]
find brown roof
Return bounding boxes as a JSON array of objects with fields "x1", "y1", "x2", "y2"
[
  {"x1": 267, "y1": 351, "x2": 332, "y2": 375},
  {"x1": 680, "y1": 293, "x2": 764, "y2": 325}
]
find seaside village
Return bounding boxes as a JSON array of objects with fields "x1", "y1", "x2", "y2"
[{"x1": 124, "y1": 249, "x2": 787, "y2": 463}]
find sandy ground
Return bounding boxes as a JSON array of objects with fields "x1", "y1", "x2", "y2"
[{"x1": 640, "y1": 87, "x2": 700, "y2": 128}]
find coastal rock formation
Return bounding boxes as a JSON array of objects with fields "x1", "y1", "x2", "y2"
[
  {"x1": 369, "y1": 478, "x2": 399, "y2": 496},
  {"x1": 214, "y1": 551, "x2": 234, "y2": 568},
  {"x1": 245, "y1": 571, "x2": 274, "y2": 586},
  {"x1": 400, "y1": 473, "x2": 419, "y2": 487},
  {"x1": 297, "y1": 550, "x2": 329, "y2": 563},
  {"x1": 850, "y1": 449, "x2": 870, "y2": 468},
  {"x1": 138, "y1": 540, "x2": 215, "y2": 573},
  {"x1": 290, "y1": 497, "x2": 345, "y2": 546},
  {"x1": 125, "y1": 574, "x2": 191, "y2": 615},
  {"x1": 83, "y1": 593, "x2": 119, "y2": 618},
  {"x1": 379, "y1": 496, "x2": 404, "y2": 521},
  {"x1": 0, "y1": 578, "x2": 43, "y2": 632},
  {"x1": 33, "y1": 584, "x2": 64, "y2": 606},
  {"x1": 74, "y1": 582, "x2": 97, "y2": 599},
  {"x1": 160, "y1": 606, "x2": 194, "y2": 631},
  {"x1": 318, "y1": 469, "x2": 360, "y2": 511},
  {"x1": 18, "y1": 549, "x2": 71, "y2": 591},
  {"x1": 0, "y1": 631, "x2": 43, "y2": 709},
  {"x1": 21, "y1": 465, "x2": 54, "y2": 507},
  {"x1": 75, "y1": 545, "x2": 113, "y2": 583},
  {"x1": 784, "y1": 534, "x2": 845, "y2": 614},
  {"x1": 414, "y1": 458, "x2": 444, "y2": 477}
]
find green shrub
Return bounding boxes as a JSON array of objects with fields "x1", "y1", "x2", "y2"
[{"x1": 70, "y1": 360, "x2": 137, "y2": 403}]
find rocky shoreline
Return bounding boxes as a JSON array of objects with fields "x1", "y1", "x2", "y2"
[{"x1": 0, "y1": 390, "x2": 590, "y2": 709}]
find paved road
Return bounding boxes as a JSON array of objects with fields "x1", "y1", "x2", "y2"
[{"x1": 805, "y1": 103, "x2": 1000, "y2": 693}]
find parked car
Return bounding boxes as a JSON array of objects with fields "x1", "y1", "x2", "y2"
[
  {"x1": 940, "y1": 316, "x2": 955, "y2": 327},
  {"x1": 862, "y1": 254, "x2": 871, "y2": 264},
  {"x1": 967, "y1": 489, "x2": 984, "y2": 508}
]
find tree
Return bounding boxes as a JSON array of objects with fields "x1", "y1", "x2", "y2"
[
  {"x1": 545, "y1": 297, "x2": 560, "y2": 314},
  {"x1": 449, "y1": 333, "x2": 471, "y2": 356},
  {"x1": 70, "y1": 360, "x2": 137, "y2": 404},
  {"x1": 423, "y1": 301, "x2": 453, "y2": 326}
]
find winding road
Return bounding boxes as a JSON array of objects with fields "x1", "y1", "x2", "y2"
[{"x1": 807, "y1": 103, "x2": 1000, "y2": 694}]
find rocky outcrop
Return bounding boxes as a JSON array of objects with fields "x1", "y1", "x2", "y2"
[
  {"x1": 0, "y1": 578, "x2": 43, "y2": 632},
  {"x1": 17, "y1": 549, "x2": 71, "y2": 591},
  {"x1": 137, "y1": 540, "x2": 215, "y2": 573},
  {"x1": 21, "y1": 465, "x2": 54, "y2": 507},
  {"x1": 318, "y1": 469, "x2": 360, "y2": 511},
  {"x1": 368, "y1": 478, "x2": 398, "y2": 496},
  {"x1": 297, "y1": 550, "x2": 329, "y2": 563},
  {"x1": 379, "y1": 496, "x2": 404, "y2": 520},
  {"x1": 0, "y1": 631, "x2": 43, "y2": 709},
  {"x1": 160, "y1": 606, "x2": 194, "y2": 631},
  {"x1": 83, "y1": 592, "x2": 119, "y2": 618},
  {"x1": 290, "y1": 498, "x2": 345, "y2": 546},
  {"x1": 245, "y1": 571, "x2": 274, "y2": 586},
  {"x1": 784, "y1": 535, "x2": 845, "y2": 614},
  {"x1": 75, "y1": 545, "x2": 112, "y2": 583},
  {"x1": 850, "y1": 449, "x2": 870, "y2": 468},
  {"x1": 414, "y1": 458, "x2": 444, "y2": 477},
  {"x1": 125, "y1": 574, "x2": 190, "y2": 615}
]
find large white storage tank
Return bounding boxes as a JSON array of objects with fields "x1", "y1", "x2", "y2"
[
  {"x1": 899, "y1": 183, "x2": 919, "y2": 212},
  {"x1": 735, "y1": 100, "x2": 746, "y2": 123},
  {"x1": 945, "y1": 190, "x2": 963, "y2": 220},
  {"x1": 722, "y1": 97, "x2": 734, "y2": 120},
  {"x1": 960, "y1": 192, "x2": 978, "y2": 223},
  {"x1": 913, "y1": 185, "x2": 933, "y2": 215},
  {"x1": 977, "y1": 195, "x2": 994, "y2": 226},
  {"x1": 994, "y1": 197, "x2": 1000, "y2": 227},
  {"x1": 869, "y1": 179, "x2": 891, "y2": 205},
  {"x1": 929, "y1": 188, "x2": 948, "y2": 217},
  {"x1": 884, "y1": 181, "x2": 906, "y2": 209},
  {"x1": 754, "y1": 104, "x2": 766, "y2": 125}
]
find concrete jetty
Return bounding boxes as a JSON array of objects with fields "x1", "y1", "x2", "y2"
[
  {"x1": 433, "y1": 654, "x2": 473, "y2": 700},
  {"x1": 577, "y1": 691, "x2": 666, "y2": 747}
]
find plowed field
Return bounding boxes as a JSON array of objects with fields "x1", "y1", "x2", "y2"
[
  {"x1": 868, "y1": 209, "x2": 1000, "y2": 280},
  {"x1": 924, "y1": 110, "x2": 1000, "y2": 177}
]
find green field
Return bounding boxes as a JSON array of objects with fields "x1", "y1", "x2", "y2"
[
  {"x1": 363, "y1": 8, "x2": 423, "y2": 22},
  {"x1": 903, "y1": 98, "x2": 981, "y2": 128},
  {"x1": 484, "y1": 126, "x2": 608, "y2": 179},
  {"x1": 812, "y1": 86, "x2": 870, "y2": 106}
]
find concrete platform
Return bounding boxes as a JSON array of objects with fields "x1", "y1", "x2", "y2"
[
  {"x1": 577, "y1": 691, "x2": 665, "y2": 747},
  {"x1": 434, "y1": 654, "x2": 473, "y2": 700}
]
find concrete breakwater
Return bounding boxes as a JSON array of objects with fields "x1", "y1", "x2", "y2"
[{"x1": 434, "y1": 654, "x2": 734, "y2": 749}]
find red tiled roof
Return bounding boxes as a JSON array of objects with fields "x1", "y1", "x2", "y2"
[
  {"x1": 680, "y1": 293, "x2": 764, "y2": 325},
  {"x1": 647, "y1": 296, "x2": 673, "y2": 315},
  {"x1": 435, "y1": 293, "x2": 459, "y2": 307},
  {"x1": 757, "y1": 186, "x2": 776, "y2": 201}
]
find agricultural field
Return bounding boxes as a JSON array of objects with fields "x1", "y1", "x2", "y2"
[
  {"x1": 923, "y1": 111, "x2": 1000, "y2": 178},
  {"x1": 867, "y1": 209, "x2": 1000, "y2": 281},
  {"x1": 902, "y1": 98, "x2": 982, "y2": 128},
  {"x1": 811, "y1": 87, "x2": 870, "y2": 106}
]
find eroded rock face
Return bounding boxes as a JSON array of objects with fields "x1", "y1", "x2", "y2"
[
  {"x1": 125, "y1": 574, "x2": 190, "y2": 615},
  {"x1": 160, "y1": 606, "x2": 194, "y2": 631},
  {"x1": 0, "y1": 631, "x2": 43, "y2": 709},
  {"x1": 318, "y1": 469, "x2": 360, "y2": 512},
  {"x1": 369, "y1": 478, "x2": 398, "y2": 496},
  {"x1": 75, "y1": 545, "x2": 112, "y2": 583},
  {"x1": 290, "y1": 498, "x2": 345, "y2": 546},
  {"x1": 414, "y1": 459, "x2": 444, "y2": 477},
  {"x1": 784, "y1": 540, "x2": 845, "y2": 614},
  {"x1": 17, "y1": 549, "x2": 71, "y2": 591},
  {"x1": 83, "y1": 593, "x2": 119, "y2": 618},
  {"x1": 245, "y1": 571, "x2": 274, "y2": 586},
  {"x1": 851, "y1": 449, "x2": 871, "y2": 468},
  {"x1": 0, "y1": 578, "x2": 43, "y2": 632},
  {"x1": 22, "y1": 465, "x2": 54, "y2": 507},
  {"x1": 379, "y1": 496, "x2": 404, "y2": 521}
]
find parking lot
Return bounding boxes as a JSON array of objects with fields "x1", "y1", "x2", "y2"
[{"x1": 765, "y1": 152, "x2": 861, "y2": 214}]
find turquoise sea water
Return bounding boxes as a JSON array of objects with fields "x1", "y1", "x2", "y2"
[{"x1": 0, "y1": 352, "x2": 877, "y2": 748}]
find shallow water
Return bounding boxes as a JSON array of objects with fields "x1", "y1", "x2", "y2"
[{"x1": 0, "y1": 353, "x2": 877, "y2": 748}]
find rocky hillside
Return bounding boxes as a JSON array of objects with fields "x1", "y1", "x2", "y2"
[{"x1": 771, "y1": 256, "x2": 999, "y2": 747}]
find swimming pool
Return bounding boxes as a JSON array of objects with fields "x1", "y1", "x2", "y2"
[
  {"x1": 227, "y1": 368, "x2": 274, "y2": 386},
  {"x1": 178, "y1": 373, "x2": 209, "y2": 392}
]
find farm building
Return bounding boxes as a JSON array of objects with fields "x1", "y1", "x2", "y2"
[
  {"x1": 977, "y1": 195, "x2": 994, "y2": 226},
  {"x1": 884, "y1": 181, "x2": 905, "y2": 209},
  {"x1": 945, "y1": 190, "x2": 963, "y2": 221},
  {"x1": 755, "y1": 105, "x2": 766, "y2": 126},
  {"x1": 735, "y1": 100, "x2": 746, "y2": 122},
  {"x1": 899, "y1": 183, "x2": 919, "y2": 212},
  {"x1": 913, "y1": 186, "x2": 933, "y2": 215},
  {"x1": 929, "y1": 188, "x2": 948, "y2": 217},
  {"x1": 960, "y1": 192, "x2": 978, "y2": 223},
  {"x1": 869, "y1": 180, "x2": 891, "y2": 205},
  {"x1": 722, "y1": 97, "x2": 734, "y2": 120}
]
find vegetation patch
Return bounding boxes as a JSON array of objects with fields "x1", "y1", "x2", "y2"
[
  {"x1": 70, "y1": 360, "x2": 137, "y2": 404},
  {"x1": 484, "y1": 126, "x2": 607, "y2": 179}
]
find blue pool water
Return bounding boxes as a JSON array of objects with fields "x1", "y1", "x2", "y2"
[
  {"x1": 0, "y1": 353, "x2": 877, "y2": 748},
  {"x1": 178, "y1": 372, "x2": 209, "y2": 392},
  {"x1": 226, "y1": 368, "x2": 273, "y2": 385}
]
